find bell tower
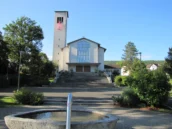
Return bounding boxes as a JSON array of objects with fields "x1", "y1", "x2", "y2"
[{"x1": 52, "y1": 11, "x2": 68, "y2": 68}]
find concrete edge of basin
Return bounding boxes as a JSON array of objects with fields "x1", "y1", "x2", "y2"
[{"x1": 4, "y1": 109, "x2": 119, "y2": 129}]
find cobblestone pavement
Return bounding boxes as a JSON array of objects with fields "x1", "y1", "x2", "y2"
[{"x1": 0, "y1": 105, "x2": 172, "y2": 129}]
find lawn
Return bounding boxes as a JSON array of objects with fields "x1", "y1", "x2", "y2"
[{"x1": 0, "y1": 96, "x2": 17, "y2": 107}]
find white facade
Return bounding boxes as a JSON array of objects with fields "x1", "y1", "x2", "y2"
[
  {"x1": 148, "y1": 64, "x2": 158, "y2": 71},
  {"x1": 53, "y1": 11, "x2": 68, "y2": 69},
  {"x1": 121, "y1": 66, "x2": 130, "y2": 76},
  {"x1": 52, "y1": 11, "x2": 106, "y2": 72},
  {"x1": 59, "y1": 38, "x2": 106, "y2": 72}
]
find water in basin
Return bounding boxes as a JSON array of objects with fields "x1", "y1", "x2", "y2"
[{"x1": 17, "y1": 111, "x2": 105, "y2": 122}]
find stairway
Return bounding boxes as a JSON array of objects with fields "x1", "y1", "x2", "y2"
[
  {"x1": 44, "y1": 97, "x2": 114, "y2": 108},
  {"x1": 53, "y1": 72, "x2": 113, "y2": 87},
  {"x1": 45, "y1": 72, "x2": 115, "y2": 108}
]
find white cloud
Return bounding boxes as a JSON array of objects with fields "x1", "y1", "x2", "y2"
[{"x1": 48, "y1": 55, "x2": 52, "y2": 60}]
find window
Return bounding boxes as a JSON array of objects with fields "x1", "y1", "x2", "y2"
[
  {"x1": 57, "y1": 17, "x2": 63, "y2": 23},
  {"x1": 77, "y1": 41, "x2": 90, "y2": 63}
]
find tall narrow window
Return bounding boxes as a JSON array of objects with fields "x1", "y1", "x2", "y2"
[{"x1": 77, "y1": 41, "x2": 90, "y2": 63}]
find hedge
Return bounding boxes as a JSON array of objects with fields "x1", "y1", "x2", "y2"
[{"x1": 114, "y1": 75, "x2": 128, "y2": 86}]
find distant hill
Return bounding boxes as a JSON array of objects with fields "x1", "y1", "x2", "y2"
[{"x1": 104, "y1": 60, "x2": 165, "y2": 67}]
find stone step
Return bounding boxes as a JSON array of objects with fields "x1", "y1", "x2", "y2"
[
  {"x1": 44, "y1": 99, "x2": 113, "y2": 104},
  {"x1": 52, "y1": 83, "x2": 114, "y2": 87},
  {"x1": 44, "y1": 101, "x2": 113, "y2": 106},
  {"x1": 45, "y1": 97, "x2": 112, "y2": 100},
  {"x1": 44, "y1": 97, "x2": 113, "y2": 107}
]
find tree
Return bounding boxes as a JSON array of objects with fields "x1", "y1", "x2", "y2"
[
  {"x1": 122, "y1": 42, "x2": 138, "y2": 70},
  {"x1": 130, "y1": 59, "x2": 147, "y2": 74},
  {"x1": 126, "y1": 67, "x2": 171, "y2": 106},
  {"x1": 3, "y1": 16, "x2": 44, "y2": 68},
  {"x1": 0, "y1": 31, "x2": 9, "y2": 74},
  {"x1": 164, "y1": 48, "x2": 172, "y2": 76},
  {"x1": 40, "y1": 61, "x2": 55, "y2": 77},
  {"x1": 116, "y1": 61, "x2": 124, "y2": 67}
]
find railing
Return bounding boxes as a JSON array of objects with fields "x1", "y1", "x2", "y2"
[
  {"x1": 66, "y1": 93, "x2": 72, "y2": 129},
  {"x1": 104, "y1": 72, "x2": 112, "y2": 83}
]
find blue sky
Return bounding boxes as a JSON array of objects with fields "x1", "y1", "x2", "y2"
[{"x1": 0, "y1": 0, "x2": 172, "y2": 60}]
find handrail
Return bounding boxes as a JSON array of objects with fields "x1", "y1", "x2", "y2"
[{"x1": 66, "y1": 93, "x2": 72, "y2": 129}]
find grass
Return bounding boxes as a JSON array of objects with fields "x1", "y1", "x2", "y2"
[
  {"x1": 158, "y1": 108, "x2": 172, "y2": 113},
  {"x1": 0, "y1": 96, "x2": 17, "y2": 107},
  {"x1": 49, "y1": 77, "x2": 54, "y2": 83}
]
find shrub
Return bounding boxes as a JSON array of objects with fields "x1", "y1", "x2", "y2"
[
  {"x1": 111, "y1": 70, "x2": 120, "y2": 82},
  {"x1": 112, "y1": 87, "x2": 140, "y2": 107},
  {"x1": 114, "y1": 76, "x2": 122, "y2": 86},
  {"x1": 114, "y1": 75, "x2": 128, "y2": 86},
  {"x1": 127, "y1": 67, "x2": 171, "y2": 106},
  {"x1": 13, "y1": 88, "x2": 44, "y2": 105},
  {"x1": 122, "y1": 76, "x2": 127, "y2": 86},
  {"x1": 121, "y1": 88, "x2": 140, "y2": 106}
]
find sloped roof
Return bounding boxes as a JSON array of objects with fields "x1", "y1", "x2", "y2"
[
  {"x1": 67, "y1": 37, "x2": 106, "y2": 51},
  {"x1": 146, "y1": 63, "x2": 159, "y2": 69},
  {"x1": 104, "y1": 64, "x2": 121, "y2": 69}
]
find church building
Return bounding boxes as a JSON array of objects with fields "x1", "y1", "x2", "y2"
[{"x1": 52, "y1": 11, "x2": 106, "y2": 72}]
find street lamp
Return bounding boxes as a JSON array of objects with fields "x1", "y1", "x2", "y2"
[
  {"x1": 17, "y1": 51, "x2": 24, "y2": 91},
  {"x1": 136, "y1": 52, "x2": 142, "y2": 61},
  {"x1": 6, "y1": 60, "x2": 9, "y2": 80}
]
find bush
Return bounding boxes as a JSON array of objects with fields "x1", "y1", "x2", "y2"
[
  {"x1": 111, "y1": 70, "x2": 120, "y2": 82},
  {"x1": 112, "y1": 87, "x2": 140, "y2": 107},
  {"x1": 13, "y1": 88, "x2": 44, "y2": 105},
  {"x1": 121, "y1": 88, "x2": 140, "y2": 106},
  {"x1": 114, "y1": 75, "x2": 128, "y2": 86},
  {"x1": 127, "y1": 67, "x2": 171, "y2": 106}
]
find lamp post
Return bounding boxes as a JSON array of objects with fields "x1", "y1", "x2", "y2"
[
  {"x1": 6, "y1": 61, "x2": 9, "y2": 80},
  {"x1": 17, "y1": 51, "x2": 24, "y2": 91},
  {"x1": 136, "y1": 52, "x2": 142, "y2": 61}
]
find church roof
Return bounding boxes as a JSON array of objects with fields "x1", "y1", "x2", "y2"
[{"x1": 66, "y1": 37, "x2": 106, "y2": 51}]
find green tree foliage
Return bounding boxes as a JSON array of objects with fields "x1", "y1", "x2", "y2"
[
  {"x1": 104, "y1": 60, "x2": 165, "y2": 68},
  {"x1": 122, "y1": 42, "x2": 138, "y2": 70},
  {"x1": 130, "y1": 59, "x2": 147, "y2": 74},
  {"x1": 0, "y1": 31, "x2": 9, "y2": 74},
  {"x1": 40, "y1": 61, "x2": 55, "y2": 77},
  {"x1": 114, "y1": 75, "x2": 128, "y2": 86},
  {"x1": 112, "y1": 87, "x2": 140, "y2": 107},
  {"x1": 126, "y1": 67, "x2": 171, "y2": 106},
  {"x1": 164, "y1": 48, "x2": 172, "y2": 76},
  {"x1": 115, "y1": 61, "x2": 124, "y2": 67},
  {"x1": 3, "y1": 16, "x2": 44, "y2": 66}
]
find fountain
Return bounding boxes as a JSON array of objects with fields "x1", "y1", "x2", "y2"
[{"x1": 4, "y1": 94, "x2": 118, "y2": 129}]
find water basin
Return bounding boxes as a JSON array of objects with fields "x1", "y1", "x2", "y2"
[
  {"x1": 4, "y1": 109, "x2": 118, "y2": 129},
  {"x1": 18, "y1": 110, "x2": 105, "y2": 122}
]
